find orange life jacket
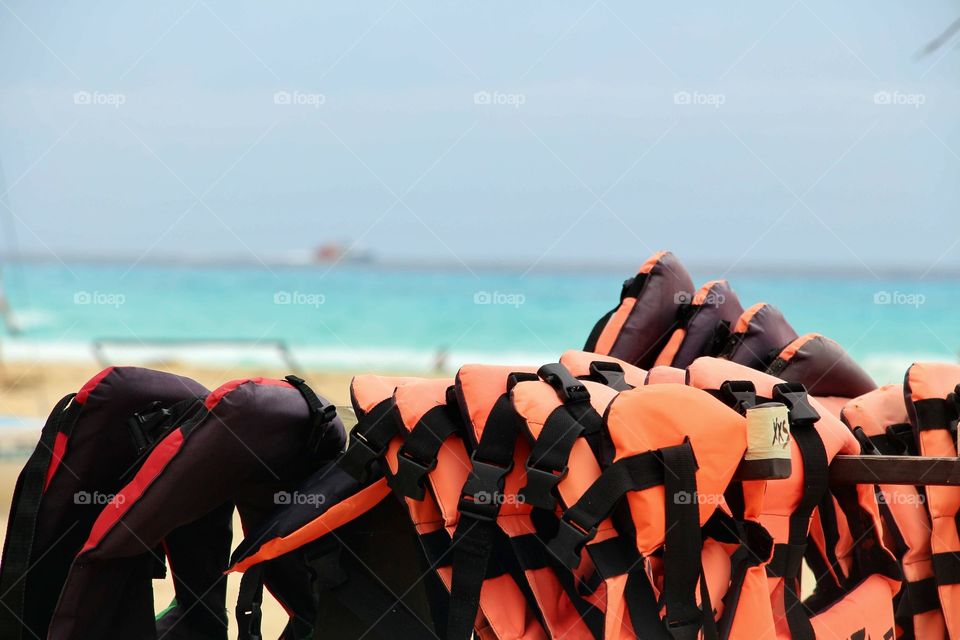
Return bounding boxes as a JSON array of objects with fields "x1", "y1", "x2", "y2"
[
  {"x1": 841, "y1": 384, "x2": 946, "y2": 640},
  {"x1": 904, "y1": 363, "x2": 960, "y2": 639},
  {"x1": 686, "y1": 357, "x2": 900, "y2": 640}
]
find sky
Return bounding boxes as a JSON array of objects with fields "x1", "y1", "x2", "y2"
[{"x1": 0, "y1": 1, "x2": 958, "y2": 272}]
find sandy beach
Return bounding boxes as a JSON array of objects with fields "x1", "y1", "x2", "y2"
[{"x1": 0, "y1": 361, "x2": 362, "y2": 639}]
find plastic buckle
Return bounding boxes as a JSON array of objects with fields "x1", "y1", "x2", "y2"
[
  {"x1": 519, "y1": 464, "x2": 567, "y2": 510},
  {"x1": 772, "y1": 383, "x2": 820, "y2": 426},
  {"x1": 719, "y1": 380, "x2": 757, "y2": 414},
  {"x1": 390, "y1": 450, "x2": 437, "y2": 500},
  {"x1": 457, "y1": 456, "x2": 512, "y2": 522},
  {"x1": 127, "y1": 402, "x2": 172, "y2": 454},
  {"x1": 538, "y1": 363, "x2": 590, "y2": 404},
  {"x1": 338, "y1": 432, "x2": 386, "y2": 481},
  {"x1": 666, "y1": 616, "x2": 702, "y2": 640},
  {"x1": 589, "y1": 361, "x2": 629, "y2": 390},
  {"x1": 548, "y1": 516, "x2": 597, "y2": 569}
]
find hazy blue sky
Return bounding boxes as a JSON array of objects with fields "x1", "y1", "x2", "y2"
[{"x1": 1, "y1": 2, "x2": 958, "y2": 272}]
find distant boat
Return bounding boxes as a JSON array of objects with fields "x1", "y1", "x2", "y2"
[{"x1": 313, "y1": 242, "x2": 374, "y2": 264}]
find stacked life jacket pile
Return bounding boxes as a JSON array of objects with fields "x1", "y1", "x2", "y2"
[{"x1": 1, "y1": 250, "x2": 958, "y2": 640}]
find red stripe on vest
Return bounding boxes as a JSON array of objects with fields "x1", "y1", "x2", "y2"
[
  {"x1": 75, "y1": 367, "x2": 115, "y2": 405},
  {"x1": 80, "y1": 429, "x2": 185, "y2": 554}
]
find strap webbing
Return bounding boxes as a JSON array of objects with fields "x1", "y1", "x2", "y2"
[
  {"x1": 716, "y1": 520, "x2": 773, "y2": 640},
  {"x1": 284, "y1": 375, "x2": 338, "y2": 452},
  {"x1": 902, "y1": 576, "x2": 941, "y2": 614},
  {"x1": 447, "y1": 392, "x2": 527, "y2": 640},
  {"x1": 662, "y1": 444, "x2": 706, "y2": 640},
  {"x1": 913, "y1": 395, "x2": 959, "y2": 432},
  {"x1": 766, "y1": 384, "x2": 828, "y2": 640},
  {"x1": 549, "y1": 446, "x2": 681, "y2": 569},
  {"x1": 624, "y1": 571, "x2": 673, "y2": 640},
  {"x1": 521, "y1": 403, "x2": 603, "y2": 510},
  {"x1": 390, "y1": 404, "x2": 460, "y2": 500},
  {"x1": 931, "y1": 552, "x2": 960, "y2": 585},
  {"x1": 338, "y1": 398, "x2": 398, "y2": 481},
  {"x1": 236, "y1": 566, "x2": 265, "y2": 640},
  {"x1": 0, "y1": 393, "x2": 75, "y2": 640},
  {"x1": 447, "y1": 518, "x2": 498, "y2": 640}
]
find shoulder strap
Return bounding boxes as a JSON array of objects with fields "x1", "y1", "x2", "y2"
[
  {"x1": 520, "y1": 364, "x2": 604, "y2": 510},
  {"x1": 447, "y1": 392, "x2": 524, "y2": 640},
  {"x1": 390, "y1": 402, "x2": 460, "y2": 500},
  {"x1": 0, "y1": 393, "x2": 76, "y2": 640},
  {"x1": 764, "y1": 383, "x2": 828, "y2": 640},
  {"x1": 337, "y1": 398, "x2": 398, "y2": 481},
  {"x1": 284, "y1": 375, "x2": 338, "y2": 452}
]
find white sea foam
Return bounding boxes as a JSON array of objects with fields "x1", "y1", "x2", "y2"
[
  {"x1": 860, "y1": 352, "x2": 958, "y2": 385},
  {"x1": 0, "y1": 338, "x2": 556, "y2": 374},
  {"x1": 0, "y1": 338, "x2": 954, "y2": 383}
]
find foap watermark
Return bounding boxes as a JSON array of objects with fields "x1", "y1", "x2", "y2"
[
  {"x1": 274, "y1": 491, "x2": 326, "y2": 507},
  {"x1": 876, "y1": 491, "x2": 925, "y2": 506},
  {"x1": 873, "y1": 90, "x2": 925, "y2": 109},
  {"x1": 474, "y1": 290, "x2": 526, "y2": 308},
  {"x1": 75, "y1": 491, "x2": 124, "y2": 506},
  {"x1": 274, "y1": 290, "x2": 326, "y2": 307},
  {"x1": 470, "y1": 491, "x2": 526, "y2": 507},
  {"x1": 674, "y1": 290, "x2": 725, "y2": 306},
  {"x1": 674, "y1": 90, "x2": 725, "y2": 109},
  {"x1": 73, "y1": 90, "x2": 126, "y2": 109},
  {"x1": 273, "y1": 90, "x2": 326, "y2": 108},
  {"x1": 873, "y1": 291, "x2": 926, "y2": 308},
  {"x1": 74, "y1": 290, "x2": 126, "y2": 308},
  {"x1": 673, "y1": 491, "x2": 724, "y2": 506},
  {"x1": 473, "y1": 90, "x2": 526, "y2": 109}
]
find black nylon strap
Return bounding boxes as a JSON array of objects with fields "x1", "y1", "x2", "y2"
[
  {"x1": 338, "y1": 399, "x2": 398, "y2": 481},
  {"x1": 447, "y1": 392, "x2": 526, "y2": 640},
  {"x1": 913, "y1": 395, "x2": 960, "y2": 432},
  {"x1": 520, "y1": 403, "x2": 603, "y2": 510},
  {"x1": 662, "y1": 444, "x2": 705, "y2": 640},
  {"x1": 447, "y1": 518, "x2": 498, "y2": 640},
  {"x1": 391, "y1": 404, "x2": 460, "y2": 500},
  {"x1": 509, "y1": 534, "x2": 604, "y2": 639},
  {"x1": 236, "y1": 566, "x2": 265, "y2": 640},
  {"x1": 716, "y1": 520, "x2": 773, "y2": 640},
  {"x1": 624, "y1": 570, "x2": 673, "y2": 640},
  {"x1": 549, "y1": 448, "x2": 675, "y2": 569},
  {"x1": 902, "y1": 576, "x2": 941, "y2": 614},
  {"x1": 768, "y1": 383, "x2": 828, "y2": 640},
  {"x1": 0, "y1": 393, "x2": 76, "y2": 640},
  {"x1": 931, "y1": 552, "x2": 960, "y2": 585},
  {"x1": 585, "y1": 536, "x2": 642, "y2": 580},
  {"x1": 284, "y1": 375, "x2": 338, "y2": 452}
]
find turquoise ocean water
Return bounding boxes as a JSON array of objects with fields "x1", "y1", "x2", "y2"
[{"x1": 0, "y1": 262, "x2": 956, "y2": 385}]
